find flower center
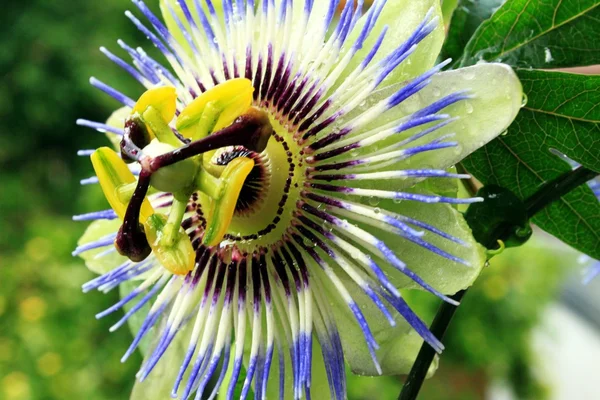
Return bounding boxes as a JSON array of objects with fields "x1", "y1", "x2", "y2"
[{"x1": 206, "y1": 113, "x2": 306, "y2": 252}]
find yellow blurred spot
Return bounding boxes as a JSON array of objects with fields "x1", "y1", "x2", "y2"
[
  {"x1": 37, "y1": 352, "x2": 63, "y2": 377},
  {"x1": 25, "y1": 237, "x2": 51, "y2": 262},
  {"x1": 483, "y1": 275, "x2": 509, "y2": 301},
  {"x1": 19, "y1": 296, "x2": 47, "y2": 322},
  {"x1": 2, "y1": 372, "x2": 31, "y2": 400}
]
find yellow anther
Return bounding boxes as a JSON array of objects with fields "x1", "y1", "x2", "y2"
[
  {"x1": 132, "y1": 86, "x2": 177, "y2": 127},
  {"x1": 176, "y1": 78, "x2": 253, "y2": 139},
  {"x1": 90, "y1": 147, "x2": 154, "y2": 221},
  {"x1": 145, "y1": 214, "x2": 195, "y2": 276},
  {"x1": 203, "y1": 157, "x2": 255, "y2": 247}
]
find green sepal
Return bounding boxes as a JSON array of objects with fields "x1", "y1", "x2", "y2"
[{"x1": 465, "y1": 185, "x2": 533, "y2": 250}]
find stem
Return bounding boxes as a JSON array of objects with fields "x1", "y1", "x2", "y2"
[
  {"x1": 398, "y1": 166, "x2": 599, "y2": 400},
  {"x1": 398, "y1": 290, "x2": 466, "y2": 400},
  {"x1": 149, "y1": 107, "x2": 272, "y2": 171},
  {"x1": 524, "y1": 166, "x2": 598, "y2": 218}
]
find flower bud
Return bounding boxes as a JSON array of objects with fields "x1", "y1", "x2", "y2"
[
  {"x1": 114, "y1": 222, "x2": 152, "y2": 262},
  {"x1": 121, "y1": 116, "x2": 152, "y2": 163}
]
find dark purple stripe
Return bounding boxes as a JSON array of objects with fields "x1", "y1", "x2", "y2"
[
  {"x1": 279, "y1": 244, "x2": 303, "y2": 292},
  {"x1": 222, "y1": 54, "x2": 231, "y2": 80},
  {"x1": 201, "y1": 256, "x2": 218, "y2": 307},
  {"x1": 224, "y1": 262, "x2": 237, "y2": 303},
  {"x1": 245, "y1": 46, "x2": 253, "y2": 81},
  {"x1": 310, "y1": 173, "x2": 354, "y2": 182},
  {"x1": 259, "y1": 254, "x2": 272, "y2": 303},
  {"x1": 288, "y1": 80, "x2": 320, "y2": 123},
  {"x1": 251, "y1": 254, "x2": 262, "y2": 312},
  {"x1": 271, "y1": 251, "x2": 292, "y2": 297},
  {"x1": 302, "y1": 192, "x2": 346, "y2": 209},
  {"x1": 310, "y1": 142, "x2": 360, "y2": 162},
  {"x1": 271, "y1": 61, "x2": 293, "y2": 106},
  {"x1": 312, "y1": 159, "x2": 361, "y2": 171},
  {"x1": 306, "y1": 182, "x2": 353, "y2": 194},
  {"x1": 300, "y1": 113, "x2": 339, "y2": 141},
  {"x1": 238, "y1": 259, "x2": 248, "y2": 308},
  {"x1": 285, "y1": 240, "x2": 310, "y2": 290},
  {"x1": 280, "y1": 75, "x2": 310, "y2": 118},
  {"x1": 211, "y1": 261, "x2": 228, "y2": 304},
  {"x1": 260, "y1": 44, "x2": 275, "y2": 101},
  {"x1": 253, "y1": 56, "x2": 264, "y2": 101},
  {"x1": 267, "y1": 53, "x2": 287, "y2": 102},
  {"x1": 297, "y1": 100, "x2": 330, "y2": 136},
  {"x1": 308, "y1": 126, "x2": 353, "y2": 151}
]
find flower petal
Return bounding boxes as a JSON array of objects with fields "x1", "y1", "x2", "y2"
[
  {"x1": 159, "y1": 0, "x2": 224, "y2": 57},
  {"x1": 310, "y1": 64, "x2": 522, "y2": 192},
  {"x1": 76, "y1": 219, "x2": 127, "y2": 275},
  {"x1": 265, "y1": 333, "x2": 333, "y2": 400},
  {"x1": 386, "y1": 63, "x2": 523, "y2": 172},
  {"x1": 375, "y1": 188, "x2": 486, "y2": 294},
  {"x1": 318, "y1": 267, "x2": 430, "y2": 377},
  {"x1": 359, "y1": 63, "x2": 522, "y2": 173},
  {"x1": 341, "y1": 0, "x2": 445, "y2": 84}
]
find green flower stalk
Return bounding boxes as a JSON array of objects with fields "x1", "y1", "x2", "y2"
[{"x1": 74, "y1": 0, "x2": 523, "y2": 399}]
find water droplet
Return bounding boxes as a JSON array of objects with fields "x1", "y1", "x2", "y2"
[
  {"x1": 432, "y1": 87, "x2": 441, "y2": 97},
  {"x1": 521, "y1": 93, "x2": 528, "y2": 107},
  {"x1": 465, "y1": 102, "x2": 474, "y2": 114},
  {"x1": 500, "y1": 130, "x2": 508, "y2": 136},
  {"x1": 373, "y1": 207, "x2": 381, "y2": 214},
  {"x1": 544, "y1": 48, "x2": 554, "y2": 63},
  {"x1": 368, "y1": 197, "x2": 380, "y2": 207},
  {"x1": 463, "y1": 71, "x2": 475, "y2": 81}
]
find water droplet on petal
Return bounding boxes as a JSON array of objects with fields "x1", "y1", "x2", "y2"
[
  {"x1": 368, "y1": 197, "x2": 380, "y2": 207},
  {"x1": 465, "y1": 102, "x2": 474, "y2": 114}
]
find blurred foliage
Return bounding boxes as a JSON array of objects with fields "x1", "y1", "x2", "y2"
[{"x1": 0, "y1": 1, "x2": 579, "y2": 400}]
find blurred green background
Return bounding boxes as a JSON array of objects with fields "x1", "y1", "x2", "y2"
[{"x1": 0, "y1": 1, "x2": 586, "y2": 400}]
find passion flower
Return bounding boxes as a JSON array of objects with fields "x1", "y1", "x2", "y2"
[{"x1": 74, "y1": 0, "x2": 523, "y2": 399}]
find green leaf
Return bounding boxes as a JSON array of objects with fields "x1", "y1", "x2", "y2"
[
  {"x1": 515, "y1": 70, "x2": 600, "y2": 172},
  {"x1": 440, "y1": 0, "x2": 505, "y2": 62},
  {"x1": 459, "y1": 0, "x2": 600, "y2": 68},
  {"x1": 462, "y1": 69, "x2": 600, "y2": 259}
]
